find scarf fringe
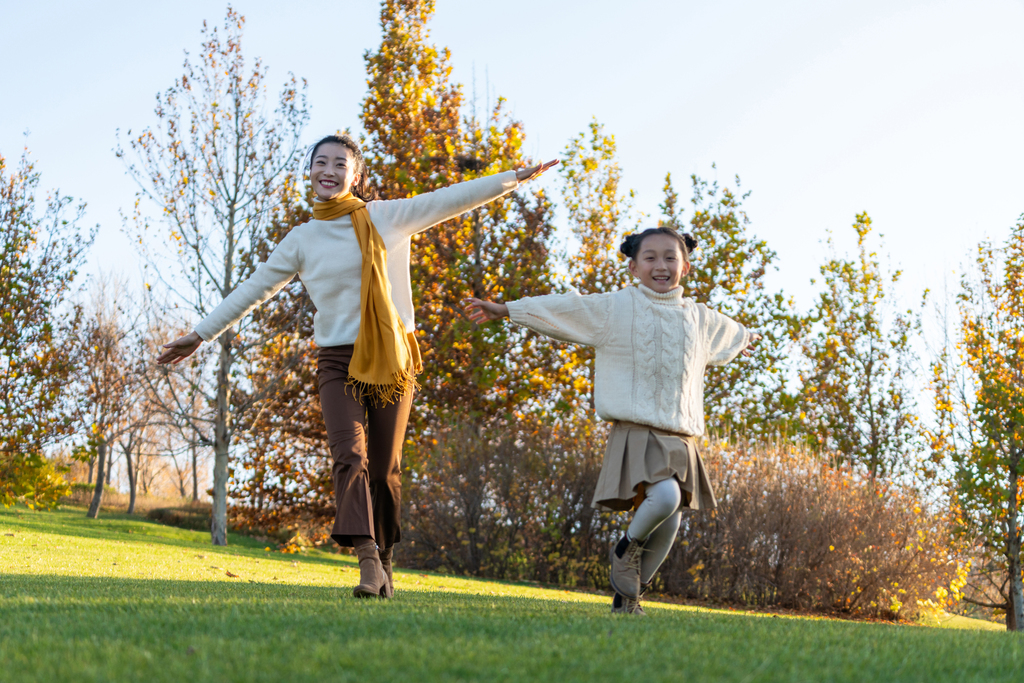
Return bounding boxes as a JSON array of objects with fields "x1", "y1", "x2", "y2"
[{"x1": 346, "y1": 370, "x2": 420, "y2": 407}]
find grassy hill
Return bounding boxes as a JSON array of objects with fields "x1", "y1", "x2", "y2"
[{"x1": 0, "y1": 505, "x2": 1018, "y2": 682}]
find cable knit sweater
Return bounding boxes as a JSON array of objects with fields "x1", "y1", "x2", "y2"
[
  {"x1": 506, "y1": 284, "x2": 750, "y2": 436},
  {"x1": 194, "y1": 171, "x2": 519, "y2": 346}
]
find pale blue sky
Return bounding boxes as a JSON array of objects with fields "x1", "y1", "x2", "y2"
[{"x1": 2, "y1": 0, "x2": 1022, "y2": 315}]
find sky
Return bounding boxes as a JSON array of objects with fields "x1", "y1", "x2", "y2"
[{"x1": 2, "y1": 0, "x2": 1023, "y2": 320}]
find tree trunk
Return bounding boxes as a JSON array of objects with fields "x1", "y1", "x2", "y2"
[
  {"x1": 191, "y1": 441, "x2": 199, "y2": 502},
  {"x1": 211, "y1": 336, "x2": 233, "y2": 546},
  {"x1": 87, "y1": 456, "x2": 95, "y2": 484},
  {"x1": 1007, "y1": 461, "x2": 1023, "y2": 632},
  {"x1": 87, "y1": 438, "x2": 107, "y2": 519},
  {"x1": 125, "y1": 444, "x2": 137, "y2": 515},
  {"x1": 106, "y1": 450, "x2": 114, "y2": 485}
]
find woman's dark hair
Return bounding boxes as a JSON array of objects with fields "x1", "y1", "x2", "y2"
[
  {"x1": 307, "y1": 134, "x2": 378, "y2": 201},
  {"x1": 620, "y1": 227, "x2": 698, "y2": 261}
]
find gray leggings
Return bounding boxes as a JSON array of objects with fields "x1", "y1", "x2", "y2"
[{"x1": 627, "y1": 478, "x2": 683, "y2": 584}]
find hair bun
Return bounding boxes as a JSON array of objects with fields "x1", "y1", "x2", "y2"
[
  {"x1": 619, "y1": 234, "x2": 641, "y2": 259},
  {"x1": 682, "y1": 233, "x2": 698, "y2": 253}
]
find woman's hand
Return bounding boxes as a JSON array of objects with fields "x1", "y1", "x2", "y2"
[
  {"x1": 742, "y1": 333, "x2": 762, "y2": 357},
  {"x1": 157, "y1": 331, "x2": 204, "y2": 365},
  {"x1": 515, "y1": 159, "x2": 558, "y2": 183},
  {"x1": 463, "y1": 297, "x2": 509, "y2": 324}
]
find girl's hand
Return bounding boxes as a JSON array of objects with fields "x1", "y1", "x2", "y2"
[
  {"x1": 463, "y1": 297, "x2": 509, "y2": 324},
  {"x1": 515, "y1": 159, "x2": 558, "y2": 183},
  {"x1": 742, "y1": 333, "x2": 762, "y2": 357},
  {"x1": 157, "y1": 331, "x2": 203, "y2": 365}
]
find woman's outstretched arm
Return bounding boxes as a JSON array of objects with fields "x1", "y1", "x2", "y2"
[
  {"x1": 157, "y1": 331, "x2": 203, "y2": 365},
  {"x1": 374, "y1": 160, "x2": 558, "y2": 238},
  {"x1": 155, "y1": 232, "x2": 303, "y2": 365}
]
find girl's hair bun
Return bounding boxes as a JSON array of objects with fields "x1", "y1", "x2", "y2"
[
  {"x1": 682, "y1": 233, "x2": 698, "y2": 253},
  {"x1": 619, "y1": 233, "x2": 642, "y2": 259}
]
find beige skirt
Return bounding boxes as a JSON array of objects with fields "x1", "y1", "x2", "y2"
[{"x1": 592, "y1": 420, "x2": 717, "y2": 512}]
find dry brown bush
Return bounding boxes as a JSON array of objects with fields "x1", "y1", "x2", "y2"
[
  {"x1": 660, "y1": 440, "x2": 958, "y2": 619},
  {"x1": 398, "y1": 418, "x2": 619, "y2": 587},
  {"x1": 400, "y1": 428, "x2": 957, "y2": 619},
  {"x1": 228, "y1": 413, "x2": 958, "y2": 618}
]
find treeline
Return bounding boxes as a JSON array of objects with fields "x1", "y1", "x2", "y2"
[{"x1": 1, "y1": 1, "x2": 1021, "y2": 628}]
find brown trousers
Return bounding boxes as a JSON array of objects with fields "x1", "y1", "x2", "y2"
[{"x1": 317, "y1": 345, "x2": 412, "y2": 549}]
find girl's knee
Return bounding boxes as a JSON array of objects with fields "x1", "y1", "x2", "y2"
[{"x1": 646, "y1": 478, "x2": 682, "y2": 515}]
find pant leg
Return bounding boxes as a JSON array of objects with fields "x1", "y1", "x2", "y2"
[
  {"x1": 628, "y1": 477, "x2": 682, "y2": 540},
  {"x1": 365, "y1": 390, "x2": 413, "y2": 549},
  {"x1": 640, "y1": 510, "x2": 682, "y2": 584},
  {"x1": 317, "y1": 346, "x2": 374, "y2": 547}
]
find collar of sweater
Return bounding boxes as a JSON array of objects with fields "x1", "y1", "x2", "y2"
[{"x1": 636, "y1": 283, "x2": 685, "y2": 306}]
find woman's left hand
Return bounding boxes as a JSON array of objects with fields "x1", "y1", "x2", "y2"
[
  {"x1": 742, "y1": 333, "x2": 762, "y2": 357},
  {"x1": 515, "y1": 160, "x2": 559, "y2": 183}
]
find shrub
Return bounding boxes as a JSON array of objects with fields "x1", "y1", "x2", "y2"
[
  {"x1": 147, "y1": 504, "x2": 212, "y2": 532},
  {"x1": 229, "y1": 412, "x2": 958, "y2": 619},
  {"x1": 1, "y1": 452, "x2": 70, "y2": 509},
  {"x1": 398, "y1": 417, "x2": 618, "y2": 587},
  {"x1": 659, "y1": 440, "x2": 958, "y2": 619}
]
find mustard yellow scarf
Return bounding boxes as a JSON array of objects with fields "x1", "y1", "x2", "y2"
[{"x1": 313, "y1": 193, "x2": 422, "y2": 404}]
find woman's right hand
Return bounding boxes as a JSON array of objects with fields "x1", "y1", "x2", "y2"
[
  {"x1": 462, "y1": 297, "x2": 509, "y2": 324},
  {"x1": 157, "y1": 331, "x2": 203, "y2": 365}
]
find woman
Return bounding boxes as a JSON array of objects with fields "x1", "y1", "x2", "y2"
[{"x1": 158, "y1": 134, "x2": 556, "y2": 598}]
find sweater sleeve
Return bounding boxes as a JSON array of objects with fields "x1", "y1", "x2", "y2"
[
  {"x1": 701, "y1": 305, "x2": 751, "y2": 366},
  {"x1": 506, "y1": 291, "x2": 613, "y2": 347},
  {"x1": 193, "y1": 233, "x2": 302, "y2": 342},
  {"x1": 368, "y1": 171, "x2": 519, "y2": 238}
]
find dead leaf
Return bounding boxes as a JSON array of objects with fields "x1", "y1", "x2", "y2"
[
  {"x1": 225, "y1": 570, "x2": 239, "y2": 578},
  {"x1": 3, "y1": 533, "x2": 14, "y2": 537}
]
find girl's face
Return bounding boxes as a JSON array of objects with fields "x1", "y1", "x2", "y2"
[
  {"x1": 310, "y1": 143, "x2": 361, "y2": 201},
  {"x1": 628, "y1": 233, "x2": 690, "y2": 293}
]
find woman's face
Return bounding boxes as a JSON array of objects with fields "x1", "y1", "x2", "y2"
[
  {"x1": 310, "y1": 142, "x2": 361, "y2": 201},
  {"x1": 628, "y1": 233, "x2": 690, "y2": 293}
]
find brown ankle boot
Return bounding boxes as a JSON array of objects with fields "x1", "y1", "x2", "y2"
[
  {"x1": 378, "y1": 546, "x2": 394, "y2": 595},
  {"x1": 353, "y1": 541, "x2": 391, "y2": 598}
]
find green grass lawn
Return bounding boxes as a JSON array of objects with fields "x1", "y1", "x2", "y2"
[{"x1": 0, "y1": 506, "x2": 1019, "y2": 682}]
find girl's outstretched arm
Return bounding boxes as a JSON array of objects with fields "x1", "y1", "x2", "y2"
[
  {"x1": 463, "y1": 297, "x2": 508, "y2": 323},
  {"x1": 741, "y1": 333, "x2": 762, "y2": 357}
]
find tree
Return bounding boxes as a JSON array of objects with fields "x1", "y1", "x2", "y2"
[
  {"x1": 117, "y1": 7, "x2": 309, "y2": 544},
  {"x1": 361, "y1": 0, "x2": 562, "y2": 428},
  {"x1": 77, "y1": 277, "x2": 145, "y2": 518},
  {"x1": 930, "y1": 218, "x2": 1024, "y2": 631},
  {"x1": 660, "y1": 170, "x2": 803, "y2": 437},
  {"x1": 0, "y1": 148, "x2": 94, "y2": 509},
  {"x1": 230, "y1": 0, "x2": 564, "y2": 535},
  {"x1": 798, "y1": 213, "x2": 920, "y2": 478}
]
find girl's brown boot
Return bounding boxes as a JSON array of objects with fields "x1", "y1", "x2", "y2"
[
  {"x1": 378, "y1": 546, "x2": 394, "y2": 595},
  {"x1": 353, "y1": 541, "x2": 392, "y2": 598}
]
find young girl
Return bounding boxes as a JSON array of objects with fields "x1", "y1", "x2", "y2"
[
  {"x1": 158, "y1": 133, "x2": 556, "y2": 599},
  {"x1": 464, "y1": 227, "x2": 758, "y2": 615}
]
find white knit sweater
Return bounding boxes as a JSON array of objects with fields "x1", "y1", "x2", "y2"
[
  {"x1": 506, "y1": 284, "x2": 750, "y2": 436},
  {"x1": 195, "y1": 171, "x2": 519, "y2": 346}
]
